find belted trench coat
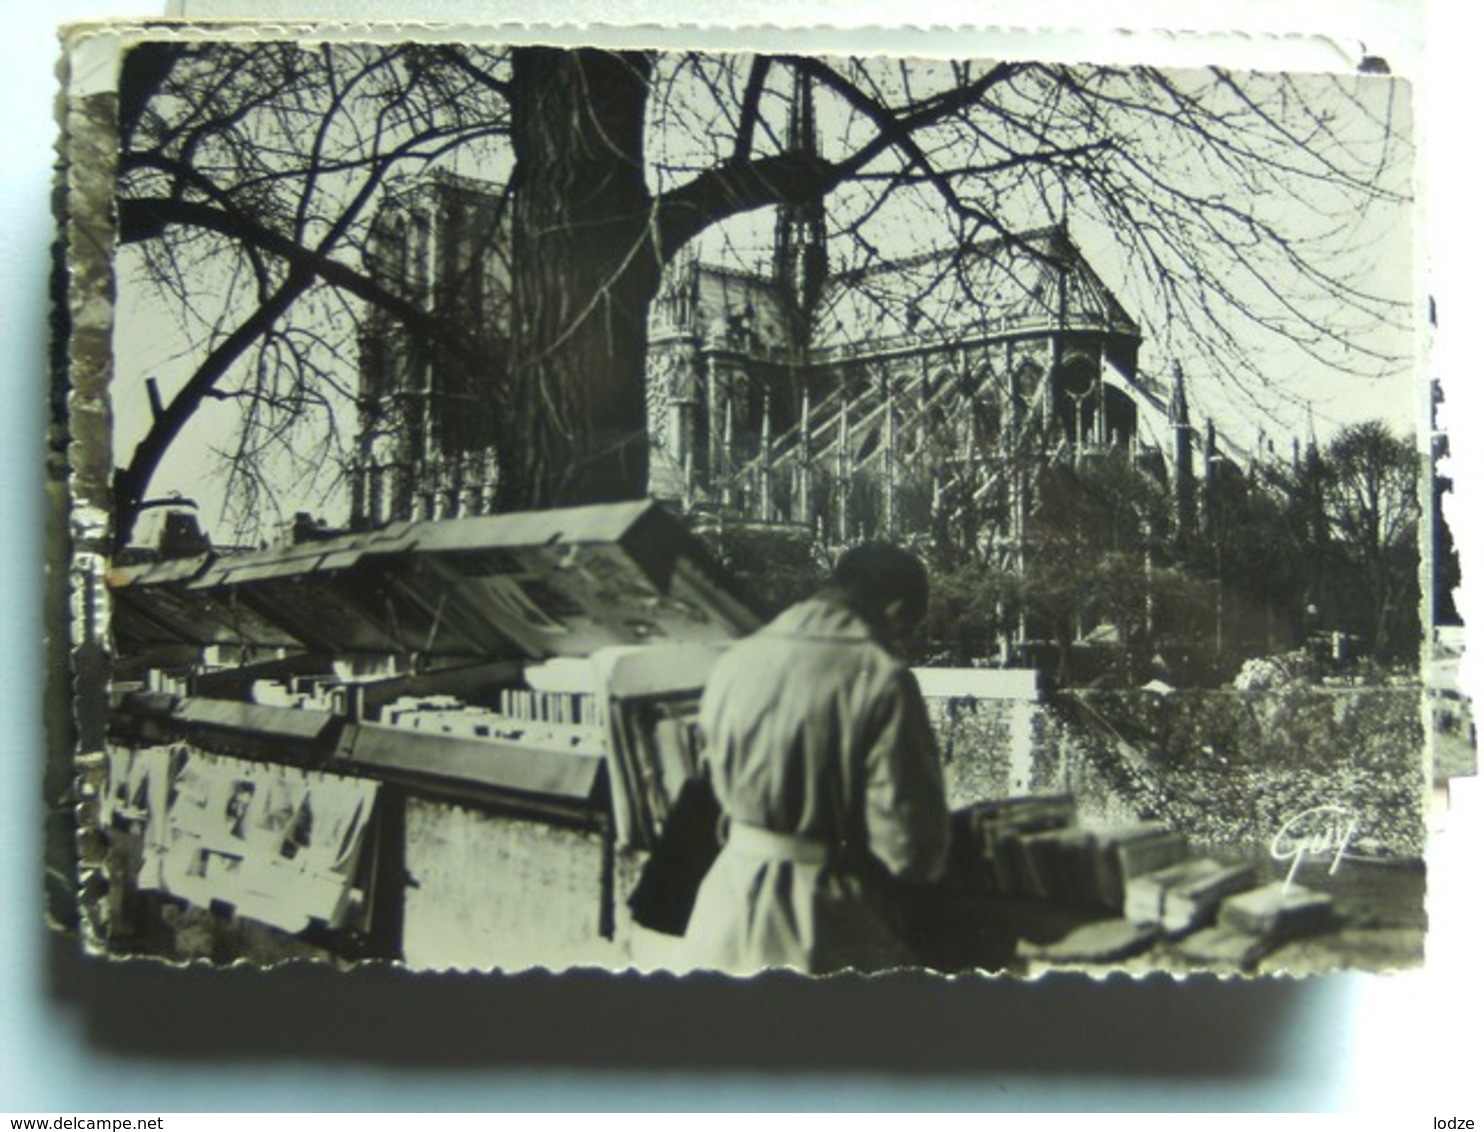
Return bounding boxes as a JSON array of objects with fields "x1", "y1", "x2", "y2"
[{"x1": 682, "y1": 597, "x2": 950, "y2": 975}]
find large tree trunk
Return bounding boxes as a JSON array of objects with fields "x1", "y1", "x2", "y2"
[{"x1": 501, "y1": 48, "x2": 659, "y2": 511}]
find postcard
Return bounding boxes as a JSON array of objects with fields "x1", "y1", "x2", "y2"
[{"x1": 54, "y1": 18, "x2": 1460, "y2": 977}]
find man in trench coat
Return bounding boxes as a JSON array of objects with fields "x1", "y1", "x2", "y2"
[{"x1": 683, "y1": 543, "x2": 951, "y2": 975}]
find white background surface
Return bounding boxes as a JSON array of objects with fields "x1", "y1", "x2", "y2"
[{"x1": 2, "y1": 1, "x2": 1480, "y2": 1113}]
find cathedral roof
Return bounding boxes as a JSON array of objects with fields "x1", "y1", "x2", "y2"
[
  {"x1": 662, "y1": 224, "x2": 1141, "y2": 362},
  {"x1": 812, "y1": 225, "x2": 1140, "y2": 354}
]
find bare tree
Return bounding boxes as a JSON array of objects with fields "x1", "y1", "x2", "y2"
[
  {"x1": 112, "y1": 42, "x2": 1411, "y2": 539},
  {"x1": 1322, "y1": 420, "x2": 1421, "y2": 660},
  {"x1": 113, "y1": 41, "x2": 509, "y2": 547}
]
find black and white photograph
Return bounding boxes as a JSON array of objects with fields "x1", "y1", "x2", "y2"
[{"x1": 57, "y1": 21, "x2": 1457, "y2": 979}]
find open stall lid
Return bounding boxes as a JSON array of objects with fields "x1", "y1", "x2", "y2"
[
  {"x1": 336, "y1": 722, "x2": 606, "y2": 808},
  {"x1": 107, "y1": 555, "x2": 296, "y2": 650},
  {"x1": 110, "y1": 500, "x2": 759, "y2": 661}
]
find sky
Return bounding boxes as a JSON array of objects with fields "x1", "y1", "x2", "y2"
[
  {"x1": 683, "y1": 64, "x2": 1419, "y2": 452},
  {"x1": 110, "y1": 43, "x2": 1422, "y2": 546}
]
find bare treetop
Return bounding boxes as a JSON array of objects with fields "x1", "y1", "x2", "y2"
[{"x1": 110, "y1": 41, "x2": 1413, "y2": 544}]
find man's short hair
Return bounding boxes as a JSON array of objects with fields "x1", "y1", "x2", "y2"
[{"x1": 830, "y1": 543, "x2": 929, "y2": 626}]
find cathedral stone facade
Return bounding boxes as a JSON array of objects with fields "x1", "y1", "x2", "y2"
[
  {"x1": 353, "y1": 172, "x2": 1219, "y2": 557},
  {"x1": 353, "y1": 169, "x2": 1276, "y2": 668},
  {"x1": 642, "y1": 222, "x2": 1205, "y2": 563},
  {"x1": 352, "y1": 171, "x2": 510, "y2": 527}
]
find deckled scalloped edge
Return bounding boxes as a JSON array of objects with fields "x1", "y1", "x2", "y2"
[{"x1": 51, "y1": 18, "x2": 1431, "y2": 981}]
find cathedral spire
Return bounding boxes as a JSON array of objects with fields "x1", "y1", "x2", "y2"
[
  {"x1": 774, "y1": 68, "x2": 828, "y2": 353},
  {"x1": 1304, "y1": 402, "x2": 1321, "y2": 463},
  {"x1": 1171, "y1": 361, "x2": 1196, "y2": 547},
  {"x1": 1168, "y1": 358, "x2": 1191, "y2": 428}
]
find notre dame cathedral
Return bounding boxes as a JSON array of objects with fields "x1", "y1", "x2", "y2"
[
  {"x1": 350, "y1": 94, "x2": 1289, "y2": 670},
  {"x1": 353, "y1": 178, "x2": 1231, "y2": 545}
]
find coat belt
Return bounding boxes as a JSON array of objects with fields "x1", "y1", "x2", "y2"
[{"x1": 726, "y1": 821, "x2": 835, "y2": 866}]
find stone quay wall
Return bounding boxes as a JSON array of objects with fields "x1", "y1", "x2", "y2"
[{"x1": 920, "y1": 671, "x2": 1427, "y2": 861}]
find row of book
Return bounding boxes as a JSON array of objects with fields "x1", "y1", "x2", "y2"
[
  {"x1": 496, "y1": 688, "x2": 598, "y2": 727},
  {"x1": 378, "y1": 694, "x2": 604, "y2": 753}
]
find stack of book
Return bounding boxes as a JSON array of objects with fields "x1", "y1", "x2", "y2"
[
  {"x1": 956, "y1": 800, "x2": 1192, "y2": 910},
  {"x1": 1089, "y1": 824, "x2": 1191, "y2": 909},
  {"x1": 1176, "y1": 881, "x2": 1336, "y2": 966},
  {"x1": 1123, "y1": 858, "x2": 1257, "y2": 935},
  {"x1": 956, "y1": 794, "x2": 1077, "y2": 893}
]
